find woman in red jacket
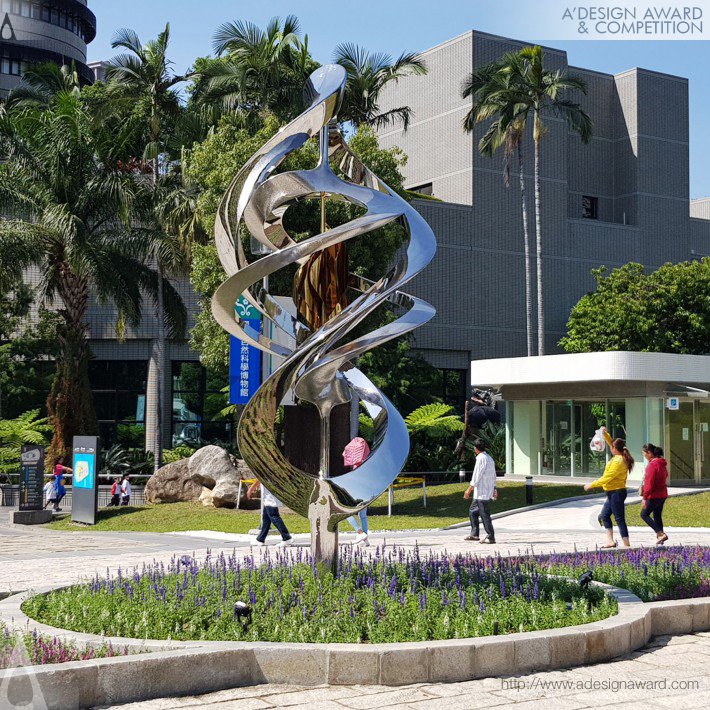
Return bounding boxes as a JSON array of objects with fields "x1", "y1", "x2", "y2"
[{"x1": 640, "y1": 443, "x2": 669, "y2": 545}]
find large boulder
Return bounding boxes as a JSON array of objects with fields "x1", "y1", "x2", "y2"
[
  {"x1": 188, "y1": 445, "x2": 244, "y2": 508},
  {"x1": 146, "y1": 446, "x2": 253, "y2": 508},
  {"x1": 144, "y1": 459, "x2": 203, "y2": 504}
]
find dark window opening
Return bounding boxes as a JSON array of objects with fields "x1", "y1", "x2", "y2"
[
  {"x1": 582, "y1": 195, "x2": 599, "y2": 220},
  {"x1": 410, "y1": 183, "x2": 433, "y2": 196},
  {"x1": 171, "y1": 361, "x2": 232, "y2": 449},
  {"x1": 89, "y1": 360, "x2": 147, "y2": 449}
]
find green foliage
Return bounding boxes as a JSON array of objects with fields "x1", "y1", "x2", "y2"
[
  {"x1": 0, "y1": 409, "x2": 52, "y2": 475},
  {"x1": 0, "y1": 279, "x2": 58, "y2": 419},
  {"x1": 357, "y1": 337, "x2": 444, "y2": 414},
  {"x1": 560, "y1": 259, "x2": 710, "y2": 354},
  {"x1": 464, "y1": 421, "x2": 506, "y2": 472},
  {"x1": 100, "y1": 444, "x2": 154, "y2": 478},
  {"x1": 162, "y1": 445, "x2": 198, "y2": 464},
  {"x1": 405, "y1": 403, "x2": 465, "y2": 438}
]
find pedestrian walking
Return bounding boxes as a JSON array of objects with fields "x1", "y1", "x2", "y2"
[
  {"x1": 584, "y1": 427, "x2": 634, "y2": 548},
  {"x1": 248, "y1": 480, "x2": 293, "y2": 547},
  {"x1": 343, "y1": 437, "x2": 371, "y2": 545},
  {"x1": 463, "y1": 438, "x2": 498, "y2": 544},
  {"x1": 640, "y1": 443, "x2": 669, "y2": 545},
  {"x1": 120, "y1": 474, "x2": 131, "y2": 506},
  {"x1": 108, "y1": 477, "x2": 121, "y2": 507},
  {"x1": 52, "y1": 457, "x2": 72, "y2": 512},
  {"x1": 43, "y1": 476, "x2": 54, "y2": 509}
]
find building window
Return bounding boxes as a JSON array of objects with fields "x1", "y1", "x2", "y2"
[
  {"x1": 172, "y1": 362, "x2": 232, "y2": 449},
  {"x1": 437, "y1": 369, "x2": 467, "y2": 413},
  {"x1": 582, "y1": 195, "x2": 599, "y2": 220},
  {"x1": 4, "y1": 1, "x2": 85, "y2": 40},
  {"x1": 89, "y1": 361, "x2": 148, "y2": 449},
  {"x1": 410, "y1": 183, "x2": 433, "y2": 196}
]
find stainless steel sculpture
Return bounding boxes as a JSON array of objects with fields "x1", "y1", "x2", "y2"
[{"x1": 212, "y1": 65, "x2": 436, "y2": 571}]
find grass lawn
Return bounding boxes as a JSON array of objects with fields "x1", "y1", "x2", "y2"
[
  {"x1": 626, "y1": 491, "x2": 710, "y2": 528},
  {"x1": 46, "y1": 480, "x2": 590, "y2": 534}
]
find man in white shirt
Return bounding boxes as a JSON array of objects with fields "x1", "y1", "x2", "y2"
[
  {"x1": 120, "y1": 475, "x2": 132, "y2": 506},
  {"x1": 463, "y1": 439, "x2": 497, "y2": 544}
]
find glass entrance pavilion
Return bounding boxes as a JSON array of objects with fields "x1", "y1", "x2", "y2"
[{"x1": 471, "y1": 352, "x2": 710, "y2": 485}]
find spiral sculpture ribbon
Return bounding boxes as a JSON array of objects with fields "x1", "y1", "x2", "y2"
[{"x1": 212, "y1": 65, "x2": 437, "y2": 565}]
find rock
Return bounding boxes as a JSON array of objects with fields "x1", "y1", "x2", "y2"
[
  {"x1": 146, "y1": 446, "x2": 253, "y2": 509},
  {"x1": 188, "y1": 445, "x2": 245, "y2": 509},
  {"x1": 145, "y1": 459, "x2": 203, "y2": 504}
]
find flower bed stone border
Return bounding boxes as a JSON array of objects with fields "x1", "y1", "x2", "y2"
[{"x1": 0, "y1": 584, "x2": 708, "y2": 710}]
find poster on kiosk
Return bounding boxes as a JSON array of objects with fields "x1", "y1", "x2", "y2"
[{"x1": 71, "y1": 436, "x2": 100, "y2": 525}]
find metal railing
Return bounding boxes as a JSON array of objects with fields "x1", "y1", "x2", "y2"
[{"x1": 1, "y1": 485, "x2": 145, "y2": 508}]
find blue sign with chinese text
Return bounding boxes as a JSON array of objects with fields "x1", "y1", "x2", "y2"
[{"x1": 229, "y1": 297, "x2": 262, "y2": 404}]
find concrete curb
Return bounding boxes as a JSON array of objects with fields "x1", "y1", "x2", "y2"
[{"x1": 1, "y1": 582, "x2": 708, "y2": 709}]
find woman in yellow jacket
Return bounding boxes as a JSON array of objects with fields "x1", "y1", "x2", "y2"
[{"x1": 584, "y1": 427, "x2": 634, "y2": 548}]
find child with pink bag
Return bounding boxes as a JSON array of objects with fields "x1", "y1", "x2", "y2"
[{"x1": 343, "y1": 437, "x2": 371, "y2": 545}]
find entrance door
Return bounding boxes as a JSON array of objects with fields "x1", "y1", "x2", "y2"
[
  {"x1": 667, "y1": 400, "x2": 710, "y2": 484},
  {"x1": 697, "y1": 401, "x2": 710, "y2": 483}
]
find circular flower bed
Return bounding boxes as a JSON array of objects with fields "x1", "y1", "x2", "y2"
[{"x1": 22, "y1": 547, "x2": 616, "y2": 643}]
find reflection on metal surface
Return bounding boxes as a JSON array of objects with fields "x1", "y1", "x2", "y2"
[{"x1": 211, "y1": 64, "x2": 436, "y2": 570}]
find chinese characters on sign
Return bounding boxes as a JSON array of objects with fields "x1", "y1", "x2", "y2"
[
  {"x1": 19, "y1": 445, "x2": 45, "y2": 512},
  {"x1": 229, "y1": 296, "x2": 262, "y2": 404}
]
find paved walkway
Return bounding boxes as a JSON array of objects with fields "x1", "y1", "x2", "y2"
[
  {"x1": 97, "y1": 633, "x2": 710, "y2": 710},
  {"x1": 1, "y1": 493, "x2": 709, "y2": 593}
]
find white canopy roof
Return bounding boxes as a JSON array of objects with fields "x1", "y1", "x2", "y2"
[{"x1": 471, "y1": 351, "x2": 710, "y2": 388}]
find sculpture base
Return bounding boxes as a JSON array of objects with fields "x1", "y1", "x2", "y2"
[{"x1": 309, "y1": 480, "x2": 341, "y2": 575}]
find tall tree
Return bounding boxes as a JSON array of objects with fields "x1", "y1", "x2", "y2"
[
  {"x1": 333, "y1": 43, "x2": 427, "y2": 129},
  {"x1": 0, "y1": 90, "x2": 185, "y2": 463},
  {"x1": 507, "y1": 46, "x2": 592, "y2": 355},
  {"x1": 463, "y1": 59, "x2": 534, "y2": 356},
  {"x1": 106, "y1": 24, "x2": 195, "y2": 469},
  {"x1": 561, "y1": 259, "x2": 710, "y2": 355}
]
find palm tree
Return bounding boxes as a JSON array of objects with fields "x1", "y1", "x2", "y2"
[
  {"x1": 5, "y1": 62, "x2": 81, "y2": 108},
  {"x1": 0, "y1": 90, "x2": 186, "y2": 463},
  {"x1": 202, "y1": 15, "x2": 315, "y2": 119},
  {"x1": 333, "y1": 43, "x2": 427, "y2": 129},
  {"x1": 106, "y1": 24, "x2": 195, "y2": 469},
  {"x1": 508, "y1": 46, "x2": 592, "y2": 355},
  {"x1": 463, "y1": 60, "x2": 534, "y2": 356}
]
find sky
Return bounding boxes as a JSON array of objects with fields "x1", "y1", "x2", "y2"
[{"x1": 87, "y1": 0, "x2": 710, "y2": 198}]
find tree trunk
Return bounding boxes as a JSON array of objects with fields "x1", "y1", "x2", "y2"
[
  {"x1": 146, "y1": 154, "x2": 165, "y2": 472},
  {"x1": 533, "y1": 129, "x2": 545, "y2": 356},
  {"x1": 147, "y1": 263, "x2": 165, "y2": 472},
  {"x1": 46, "y1": 273, "x2": 96, "y2": 467},
  {"x1": 518, "y1": 142, "x2": 533, "y2": 357}
]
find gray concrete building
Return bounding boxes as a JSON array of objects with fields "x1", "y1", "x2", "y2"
[
  {"x1": 375, "y1": 30, "x2": 710, "y2": 379},
  {"x1": 0, "y1": 0, "x2": 96, "y2": 95}
]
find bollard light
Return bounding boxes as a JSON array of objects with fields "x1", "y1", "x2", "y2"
[
  {"x1": 525, "y1": 475, "x2": 533, "y2": 505},
  {"x1": 459, "y1": 469, "x2": 466, "y2": 483},
  {"x1": 234, "y1": 601, "x2": 253, "y2": 631}
]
